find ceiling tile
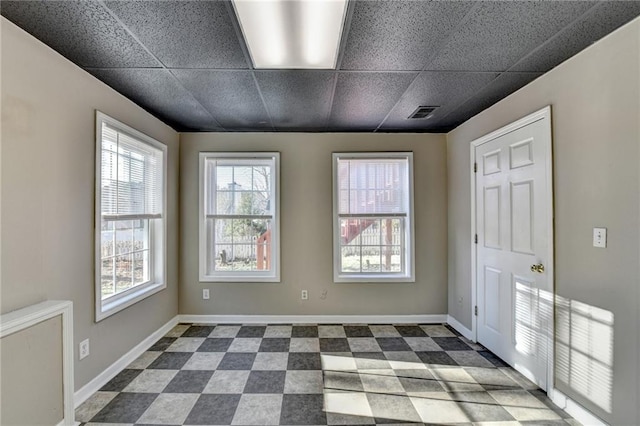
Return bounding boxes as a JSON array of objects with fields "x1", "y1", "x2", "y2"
[
  {"x1": 380, "y1": 72, "x2": 499, "y2": 130},
  {"x1": 1, "y1": 1, "x2": 158, "y2": 68},
  {"x1": 103, "y1": 0, "x2": 248, "y2": 69},
  {"x1": 255, "y1": 71, "x2": 336, "y2": 130},
  {"x1": 511, "y1": 1, "x2": 640, "y2": 72},
  {"x1": 437, "y1": 72, "x2": 543, "y2": 131},
  {"x1": 328, "y1": 72, "x2": 417, "y2": 130},
  {"x1": 172, "y1": 70, "x2": 271, "y2": 130},
  {"x1": 427, "y1": 1, "x2": 598, "y2": 72},
  {"x1": 340, "y1": 0, "x2": 474, "y2": 71},
  {"x1": 89, "y1": 69, "x2": 220, "y2": 132}
]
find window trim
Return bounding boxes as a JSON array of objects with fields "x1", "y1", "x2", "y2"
[
  {"x1": 332, "y1": 152, "x2": 415, "y2": 283},
  {"x1": 199, "y1": 152, "x2": 281, "y2": 282},
  {"x1": 94, "y1": 111, "x2": 167, "y2": 322}
]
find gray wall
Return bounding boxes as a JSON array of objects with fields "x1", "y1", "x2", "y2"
[
  {"x1": 180, "y1": 133, "x2": 448, "y2": 316},
  {"x1": 1, "y1": 18, "x2": 180, "y2": 390},
  {"x1": 446, "y1": 18, "x2": 639, "y2": 425},
  {"x1": 0, "y1": 316, "x2": 63, "y2": 425}
]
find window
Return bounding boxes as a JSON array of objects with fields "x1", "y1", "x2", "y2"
[
  {"x1": 333, "y1": 153, "x2": 415, "y2": 282},
  {"x1": 200, "y1": 153, "x2": 280, "y2": 282},
  {"x1": 95, "y1": 112, "x2": 167, "y2": 321}
]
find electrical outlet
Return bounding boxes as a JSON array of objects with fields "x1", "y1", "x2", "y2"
[
  {"x1": 79, "y1": 339, "x2": 90, "y2": 360},
  {"x1": 458, "y1": 296, "x2": 463, "y2": 304},
  {"x1": 593, "y1": 227, "x2": 607, "y2": 248},
  {"x1": 203, "y1": 289, "x2": 210, "y2": 300},
  {"x1": 320, "y1": 290, "x2": 328, "y2": 300},
  {"x1": 301, "y1": 290, "x2": 308, "y2": 300}
]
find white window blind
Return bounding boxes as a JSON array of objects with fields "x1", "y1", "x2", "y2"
[
  {"x1": 100, "y1": 123, "x2": 163, "y2": 220},
  {"x1": 337, "y1": 158, "x2": 409, "y2": 216},
  {"x1": 204, "y1": 158, "x2": 274, "y2": 219}
]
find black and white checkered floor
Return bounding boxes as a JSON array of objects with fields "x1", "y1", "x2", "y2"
[{"x1": 77, "y1": 323, "x2": 578, "y2": 425}]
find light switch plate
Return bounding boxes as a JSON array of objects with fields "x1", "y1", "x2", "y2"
[{"x1": 593, "y1": 227, "x2": 607, "y2": 248}]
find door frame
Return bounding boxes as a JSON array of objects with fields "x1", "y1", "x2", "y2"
[{"x1": 469, "y1": 105, "x2": 554, "y2": 390}]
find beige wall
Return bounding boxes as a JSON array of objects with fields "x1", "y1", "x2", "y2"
[
  {"x1": 447, "y1": 18, "x2": 640, "y2": 425},
  {"x1": 1, "y1": 316, "x2": 63, "y2": 425},
  {"x1": 1, "y1": 18, "x2": 180, "y2": 390},
  {"x1": 180, "y1": 133, "x2": 447, "y2": 316}
]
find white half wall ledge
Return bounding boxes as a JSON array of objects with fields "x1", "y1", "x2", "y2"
[
  {"x1": 1, "y1": 300, "x2": 74, "y2": 426},
  {"x1": 74, "y1": 316, "x2": 179, "y2": 408},
  {"x1": 178, "y1": 314, "x2": 448, "y2": 324},
  {"x1": 447, "y1": 314, "x2": 474, "y2": 340},
  {"x1": 549, "y1": 388, "x2": 608, "y2": 426}
]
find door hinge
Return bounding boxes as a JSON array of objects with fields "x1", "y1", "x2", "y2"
[
  {"x1": 474, "y1": 306, "x2": 478, "y2": 316},
  {"x1": 474, "y1": 234, "x2": 478, "y2": 244},
  {"x1": 474, "y1": 162, "x2": 477, "y2": 173}
]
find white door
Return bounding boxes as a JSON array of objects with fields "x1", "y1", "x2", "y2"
[{"x1": 474, "y1": 110, "x2": 553, "y2": 390}]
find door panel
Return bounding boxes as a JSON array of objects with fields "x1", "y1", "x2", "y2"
[
  {"x1": 475, "y1": 114, "x2": 552, "y2": 391},
  {"x1": 510, "y1": 138, "x2": 535, "y2": 169},
  {"x1": 484, "y1": 266, "x2": 502, "y2": 333},
  {"x1": 511, "y1": 180, "x2": 534, "y2": 254},
  {"x1": 514, "y1": 276, "x2": 537, "y2": 356},
  {"x1": 483, "y1": 149, "x2": 502, "y2": 175},
  {"x1": 483, "y1": 186, "x2": 501, "y2": 249}
]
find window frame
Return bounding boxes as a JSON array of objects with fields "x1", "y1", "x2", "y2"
[
  {"x1": 332, "y1": 152, "x2": 415, "y2": 283},
  {"x1": 94, "y1": 111, "x2": 167, "y2": 322},
  {"x1": 199, "y1": 152, "x2": 281, "y2": 282}
]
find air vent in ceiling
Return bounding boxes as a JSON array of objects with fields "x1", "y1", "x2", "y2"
[{"x1": 408, "y1": 106, "x2": 438, "y2": 119}]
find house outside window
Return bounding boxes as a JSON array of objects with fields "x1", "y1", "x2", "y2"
[
  {"x1": 333, "y1": 152, "x2": 415, "y2": 283},
  {"x1": 199, "y1": 152, "x2": 280, "y2": 282},
  {"x1": 95, "y1": 112, "x2": 167, "y2": 321}
]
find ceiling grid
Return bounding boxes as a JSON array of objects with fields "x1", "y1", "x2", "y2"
[
  {"x1": 3, "y1": 0, "x2": 639, "y2": 132},
  {"x1": 374, "y1": 1, "x2": 484, "y2": 132}
]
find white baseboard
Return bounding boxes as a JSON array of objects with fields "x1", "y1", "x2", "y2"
[
  {"x1": 56, "y1": 421, "x2": 80, "y2": 426},
  {"x1": 71, "y1": 312, "x2": 608, "y2": 426},
  {"x1": 73, "y1": 313, "x2": 447, "y2": 408},
  {"x1": 549, "y1": 388, "x2": 608, "y2": 426},
  {"x1": 447, "y1": 315, "x2": 474, "y2": 340},
  {"x1": 74, "y1": 316, "x2": 179, "y2": 408},
  {"x1": 179, "y1": 314, "x2": 448, "y2": 325}
]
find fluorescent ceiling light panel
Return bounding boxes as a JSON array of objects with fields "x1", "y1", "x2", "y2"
[{"x1": 232, "y1": 0, "x2": 348, "y2": 69}]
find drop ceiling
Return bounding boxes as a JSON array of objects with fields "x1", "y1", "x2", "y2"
[{"x1": 2, "y1": 1, "x2": 639, "y2": 132}]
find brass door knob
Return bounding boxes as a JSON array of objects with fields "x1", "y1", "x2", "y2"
[{"x1": 530, "y1": 263, "x2": 545, "y2": 273}]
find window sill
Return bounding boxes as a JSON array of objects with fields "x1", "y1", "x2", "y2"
[
  {"x1": 96, "y1": 281, "x2": 166, "y2": 322},
  {"x1": 199, "y1": 274, "x2": 281, "y2": 283},
  {"x1": 333, "y1": 274, "x2": 415, "y2": 283}
]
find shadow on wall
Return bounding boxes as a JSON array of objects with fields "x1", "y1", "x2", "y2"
[
  {"x1": 555, "y1": 296, "x2": 614, "y2": 413},
  {"x1": 513, "y1": 283, "x2": 552, "y2": 381},
  {"x1": 509, "y1": 284, "x2": 613, "y2": 414}
]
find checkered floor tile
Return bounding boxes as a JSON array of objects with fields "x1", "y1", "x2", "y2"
[{"x1": 77, "y1": 323, "x2": 578, "y2": 425}]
